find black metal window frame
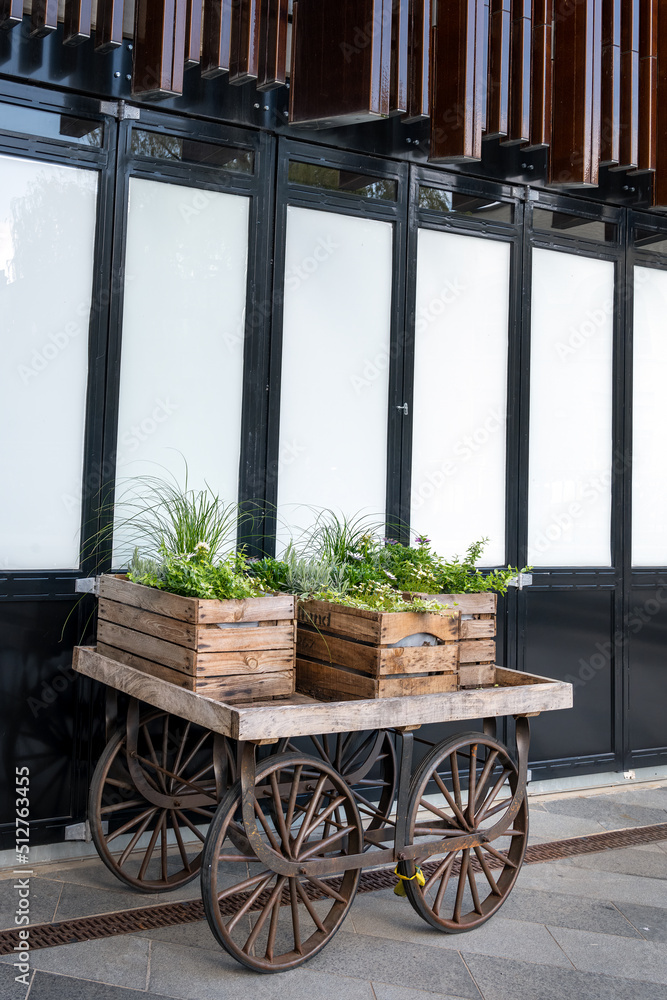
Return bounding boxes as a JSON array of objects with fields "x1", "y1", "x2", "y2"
[
  {"x1": 262, "y1": 137, "x2": 410, "y2": 552},
  {"x1": 0, "y1": 81, "x2": 117, "y2": 602}
]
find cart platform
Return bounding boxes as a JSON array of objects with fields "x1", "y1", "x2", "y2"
[{"x1": 73, "y1": 645, "x2": 573, "y2": 740}]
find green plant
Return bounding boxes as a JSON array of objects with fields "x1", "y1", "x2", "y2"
[
  {"x1": 309, "y1": 581, "x2": 445, "y2": 615},
  {"x1": 127, "y1": 545, "x2": 263, "y2": 601}
]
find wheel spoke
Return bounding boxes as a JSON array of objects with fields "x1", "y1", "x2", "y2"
[
  {"x1": 474, "y1": 749, "x2": 500, "y2": 807},
  {"x1": 295, "y1": 878, "x2": 327, "y2": 932},
  {"x1": 243, "y1": 876, "x2": 286, "y2": 955},
  {"x1": 453, "y1": 849, "x2": 470, "y2": 923},
  {"x1": 170, "y1": 810, "x2": 192, "y2": 873},
  {"x1": 433, "y1": 772, "x2": 468, "y2": 829},
  {"x1": 298, "y1": 824, "x2": 355, "y2": 860},
  {"x1": 450, "y1": 751, "x2": 463, "y2": 812},
  {"x1": 265, "y1": 879, "x2": 285, "y2": 961},
  {"x1": 473, "y1": 845, "x2": 502, "y2": 895},
  {"x1": 118, "y1": 809, "x2": 156, "y2": 865},
  {"x1": 160, "y1": 813, "x2": 168, "y2": 882},
  {"x1": 304, "y1": 873, "x2": 347, "y2": 903},
  {"x1": 284, "y1": 764, "x2": 303, "y2": 832},
  {"x1": 467, "y1": 859, "x2": 483, "y2": 914},
  {"x1": 218, "y1": 869, "x2": 272, "y2": 902},
  {"x1": 226, "y1": 873, "x2": 274, "y2": 931},
  {"x1": 475, "y1": 769, "x2": 511, "y2": 824},
  {"x1": 303, "y1": 794, "x2": 348, "y2": 838},
  {"x1": 176, "y1": 730, "x2": 211, "y2": 779},
  {"x1": 292, "y1": 774, "x2": 327, "y2": 856},
  {"x1": 174, "y1": 809, "x2": 206, "y2": 842},
  {"x1": 138, "y1": 810, "x2": 166, "y2": 880},
  {"x1": 172, "y1": 721, "x2": 191, "y2": 777},
  {"x1": 423, "y1": 851, "x2": 456, "y2": 894},
  {"x1": 254, "y1": 799, "x2": 281, "y2": 853},
  {"x1": 432, "y1": 853, "x2": 456, "y2": 915},
  {"x1": 270, "y1": 771, "x2": 291, "y2": 853},
  {"x1": 467, "y1": 745, "x2": 478, "y2": 826},
  {"x1": 106, "y1": 805, "x2": 157, "y2": 843},
  {"x1": 481, "y1": 842, "x2": 518, "y2": 869},
  {"x1": 289, "y1": 878, "x2": 303, "y2": 955},
  {"x1": 100, "y1": 798, "x2": 146, "y2": 815},
  {"x1": 142, "y1": 726, "x2": 167, "y2": 794}
]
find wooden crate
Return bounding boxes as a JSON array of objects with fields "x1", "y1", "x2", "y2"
[
  {"x1": 96, "y1": 576, "x2": 296, "y2": 703},
  {"x1": 409, "y1": 592, "x2": 497, "y2": 688},
  {"x1": 296, "y1": 599, "x2": 461, "y2": 700}
]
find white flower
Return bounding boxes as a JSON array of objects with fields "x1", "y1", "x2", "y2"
[{"x1": 194, "y1": 541, "x2": 210, "y2": 552}]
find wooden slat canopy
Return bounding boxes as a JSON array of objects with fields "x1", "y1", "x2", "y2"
[{"x1": 4, "y1": 0, "x2": 667, "y2": 206}]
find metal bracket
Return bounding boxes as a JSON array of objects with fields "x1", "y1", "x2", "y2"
[
  {"x1": 99, "y1": 100, "x2": 141, "y2": 121},
  {"x1": 396, "y1": 403, "x2": 409, "y2": 416},
  {"x1": 65, "y1": 820, "x2": 107, "y2": 841},
  {"x1": 507, "y1": 573, "x2": 533, "y2": 590},
  {"x1": 75, "y1": 577, "x2": 100, "y2": 596}
]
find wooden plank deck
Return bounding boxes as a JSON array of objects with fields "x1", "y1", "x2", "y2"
[{"x1": 73, "y1": 646, "x2": 573, "y2": 742}]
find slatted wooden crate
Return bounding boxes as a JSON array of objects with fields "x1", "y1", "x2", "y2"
[
  {"x1": 96, "y1": 576, "x2": 296, "y2": 703},
  {"x1": 408, "y1": 592, "x2": 497, "y2": 688},
  {"x1": 296, "y1": 599, "x2": 461, "y2": 700}
]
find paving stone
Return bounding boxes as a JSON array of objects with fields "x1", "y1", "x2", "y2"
[
  {"x1": 494, "y1": 885, "x2": 643, "y2": 938},
  {"x1": 29, "y1": 970, "x2": 175, "y2": 1000},
  {"x1": 463, "y1": 953, "x2": 667, "y2": 1000},
  {"x1": 0, "y1": 876, "x2": 62, "y2": 930},
  {"x1": 134, "y1": 918, "x2": 219, "y2": 951},
  {"x1": 147, "y1": 938, "x2": 376, "y2": 1000},
  {"x1": 0, "y1": 963, "x2": 31, "y2": 1000},
  {"x1": 51, "y1": 881, "x2": 188, "y2": 922},
  {"x1": 548, "y1": 925, "x2": 667, "y2": 985},
  {"x1": 0, "y1": 934, "x2": 149, "y2": 990},
  {"x1": 542, "y1": 794, "x2": 667, "y2": 831},
  {"x1": 371, "y1": 985, "x2": 473, "y2": 1000},
  {"x1": 612, "y1": 902, "x2": 667, "y2": 942},
  {"x1": 306, "y1": 929, "x2": 481, "y2": 996},
  {"x1": 525, "y1": 809, "x2": 608, "y2": 844},
  {"x1": 346, "y1": 889, "x2": 570, "y2": 968},
  {"x1": 515, "y1": 858, "x2": 667, "y2": 908},
  {"x1": 558, "y1": 847, "x2": 667, "y2": 880}
]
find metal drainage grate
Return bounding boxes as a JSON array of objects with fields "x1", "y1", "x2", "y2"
[{"x1": 1, "y1": 821, "x2": 665, "y2": 956}]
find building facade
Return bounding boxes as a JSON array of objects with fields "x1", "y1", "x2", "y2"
[{"x1": 1, "y1": 0, "x2": 667, "y2": 851}]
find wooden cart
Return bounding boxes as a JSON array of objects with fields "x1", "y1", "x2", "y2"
[{"x1": 73, "y1": 646, "x2": 573, "y2": 974}]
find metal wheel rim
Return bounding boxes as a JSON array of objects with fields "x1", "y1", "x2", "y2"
[
  {"x1": 202, "y1": 751, "x2": 363, "y2": 972},
  {"x1": 89, "y1": 711, "x2": 219, "y2": 892},
  {"x1": 404, "y1": 731, "x2": 528, "y2": 933}
]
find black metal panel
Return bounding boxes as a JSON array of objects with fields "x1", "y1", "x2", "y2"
[
  {"x1": 521, "y1": 589, "x2": 616, "y2": 769},
  {"x1": 627, "y1": 586, "x2": 667, "y2": 763},
  {"x1": 0, "y1": 599, "x2": 102, "y2": 850}
]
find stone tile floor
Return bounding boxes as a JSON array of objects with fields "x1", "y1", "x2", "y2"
[{"x1": 0, "y1": 782, "x2": 665, "y2": 1000}]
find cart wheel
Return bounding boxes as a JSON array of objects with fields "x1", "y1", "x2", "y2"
[
  {"x1": 275, "y1": 730, "x2": 397, "y2": 834},
  {"x1": 402, "y1": 731, "x2": 528, "y2": 933},
  {"x1": 89, "y1": 711, "x2": 228, "y2": 892},
  {"x1": 202, "y1": 752, "x2": 363, "y2": 973}
]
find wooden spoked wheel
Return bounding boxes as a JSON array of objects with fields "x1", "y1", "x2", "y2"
[
  {"x1": 89, "y1": 712, "x2": 227, "y2": 892},
  {"x1": 402, "y1": 732, "x2": 528, "y2": 933},
  {"x1": 275, "y1": 730, "x2": 397, "y2": 835},
  {"x1": 202, "y1": 752, "x2": 364, "y2": 973}
]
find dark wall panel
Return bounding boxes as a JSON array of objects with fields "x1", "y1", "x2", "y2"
[
  {"x1": 628, "y1": 588, "x2": 667, "y2": 758},
  {"x1": 522, "y1": 590, "x2": 615, "y2": 766},
  {"x1": 0, "y1": 602, "x2": 86, "y2": 849}
]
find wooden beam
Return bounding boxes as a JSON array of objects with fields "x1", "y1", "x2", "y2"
[
  {"x1": 618, "y1": 0, "x2": 639, "y2": 167},
  {"x1": 430, "y1": 0, "x2": 485, "y2": 161},
  {"x1": 184, "y1": 0, "x2": 202, "y2": 66},
  {"x1": 390, "y1": 0, "x2": 410, "y2": 114},
  {"x1": 95, "y1": 0, "x2": 124, "y2": 51},
  {"x1": 638, "y1": 0, "x2": 657, "y2": 171},
  {"x1": 230, "y1": 0, "x2": 261, "y2": 84},
  {"x1": 257, "y1": 0, "x2": 288, "y2": 90},
  {"x1": 201, "y1": 0, "x2": 232, "y2": 77},
  {"x1": 530, "y1": 0, "x2": 553, "y2": 147},
  {"x1": 486, "y1": 0, "x2": 511, "y2": 138},
  {"x1": 132, "y1": 0, "x2": 188, "y2": 98},
  {"x1": 404, "y1": 0, "x2": 431, "y2": 121},
  {"x1": 0, "y1": 0, "x2": 22, "y2": 30},
  {"x1": 600, "y1": 0, "x2": 620, "y2": 163},
  {"x1": 289, "y1": 0, "x2": 391, "y2": 127},
  {"x1": 507, "y1": 0, "x2": 531, "y2": 143},
  {"x1": 30, "y1": 0, "x2": 58, "y2": 36},
  {"x1": 64, "y1": 0, "x2": 92, "y2": 44},
  {"x1": 653, "y1": 0, "x2": 667, "y2": 206},
  {"x1": 550, "y1": 0, "x2": 602, "y2": 186}
]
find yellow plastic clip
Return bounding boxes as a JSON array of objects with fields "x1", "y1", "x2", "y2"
[{"x1": 393, "y1": 865, "x2": 426, "y2": 897}]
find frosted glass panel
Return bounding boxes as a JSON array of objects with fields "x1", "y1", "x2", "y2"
[
  {"x1": 277, "y1": 207, "x2": 392, "y2": 539},
  {"x1": 411, "y1": 230, "x2": 510, "y2": 565},
  {"x1": 528, "y1": 249, "x2": 614, "y2": 567},
  {"x1": 114, "y1": 178, "x2": 249, "y2": 564},
  {"x1": 0, "y1": 154, "x2": 97, "y2": 570},
  {"x1": 632, "y1": 266, "x2": 667, "y2": 565}
]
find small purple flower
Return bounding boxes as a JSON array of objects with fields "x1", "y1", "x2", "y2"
[
  {"x1": 383, "y1": 537, "x2": 399, "y2": 546},
  {"x1": 415, "y1": 535, "x2": 431, "y2": 547}
]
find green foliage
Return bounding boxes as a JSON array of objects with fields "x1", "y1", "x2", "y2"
[
  {"x1": 310, "y1": 582, "x2": 445, "y2": 614},
  {"x1": 378, "y1": 536, "x2": 521, "y2": 596},
  {"x1": 127, "y1": 545, "x2": 263, "y2": 601}
]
